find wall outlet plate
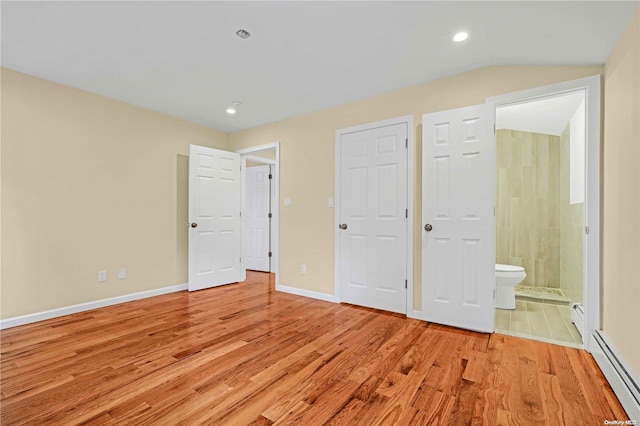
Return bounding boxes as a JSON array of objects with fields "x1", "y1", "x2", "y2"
[
  {"x1": 284, "y1": 197, "x2": 292, "y2": 207},
  {"x1": 98, "y1": 271, "x2": 107, "y2": 282},
  {"x1": 118, "y1": 268, "x2": 126, "y2": 279},
  {"x1": 301, "y1": 264, "x2": 307, "y2": 274}
]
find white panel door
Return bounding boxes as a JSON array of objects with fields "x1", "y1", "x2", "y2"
[
  {"x1": 244, "y1": 165, "x2": 271, "y2": 272},
  {"x1": 188, "y1": 145, "x2": 242, "y2": 291},
  {"x1": 422, "y1": 105, "x2": 495, "y2": 332},
  {"x1": 339, "y1": 123, "x2": 407, "y2": 314}
]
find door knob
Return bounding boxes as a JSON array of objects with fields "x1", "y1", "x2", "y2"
[
  {"x1": 339, "y1": 223, "x2": 348, "y2": 230},
  {"x1": 424, "y1": 224, "x2": 433, "y2": 232},
  {"x1": 191, "y1": 223, "x2": 198, "y2": 228}
]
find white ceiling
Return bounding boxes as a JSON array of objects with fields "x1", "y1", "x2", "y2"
[
  {"x1": 2, "y1": 1, "x2": 638, "y2": 133},
  {"x1": 496, "y1": 91, "x2": 585, "y2": 136}
]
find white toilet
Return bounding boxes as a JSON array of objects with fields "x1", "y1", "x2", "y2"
[{"x1": 495, "y1": 264, "x2": 526, "y2": 310}]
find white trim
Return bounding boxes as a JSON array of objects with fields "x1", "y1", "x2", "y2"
[
  {"x1": 237, "y1": 142, "x2": 280, "y2": 288},
  {"x1": 334, "y1": 115, "x2": 414, "y2": 314},
  {"x1": 244, "y1": 154, "x2": 276, "y2": 166},
  {"x1": 276, "y1": 283, "x2": 339, "y2": 304},
  {"x1": 240, "y1": 155, "x2": 248, "y2": 282},
  {"x1": 0, "y1": 284, "x2": 188, "y2": 330},
  {"x1": 487, "y1": 75, "x2": 601, "y2": 351},
  {"x1": 590, "y1": 331, "x2": 640, "y2": 420},
  {"x1": 236, "y1": 143, "x2": 279, "y2": 155}
]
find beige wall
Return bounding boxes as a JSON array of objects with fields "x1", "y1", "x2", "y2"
[
  {"x1": 1, "y1": 69, "x2": 229, "y2": 319},
  {"x1": 496, "y1": 129, "x2": 561, "y2": 289},
  {"x1": 602, "y1": 6, "x2": 640, "y2": 377},
  {"x1": 229, "y1": 65, "x2": 603, "y2": 310},
  {"x1": 559, "y1": 124, "x2": 584, "y2": 304}
]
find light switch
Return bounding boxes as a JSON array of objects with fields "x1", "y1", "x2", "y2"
[{"x1": 284, "y1": 197, "x2": 292, "y2": 207}]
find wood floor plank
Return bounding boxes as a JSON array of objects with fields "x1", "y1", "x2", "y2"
[{"x1": 0, "y1": 271, "x2": 629, "y2": 425}]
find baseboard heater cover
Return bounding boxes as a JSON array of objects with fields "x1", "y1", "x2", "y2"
[
  {"x1": 590, "y1": 330, "x2": 640, "y2": 421},
  {"x1": 571, "y1": 302, "x2": 585, "y2": 339}
]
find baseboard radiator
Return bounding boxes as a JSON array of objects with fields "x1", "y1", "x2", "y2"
[
  {"x1": 571, "y1": 303, "x2": 585, "y2": 339},
  {"x1": 590, "y1": 330, "x2": 640, "y2": 421}
]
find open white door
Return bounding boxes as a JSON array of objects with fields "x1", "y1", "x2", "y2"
[
  {"x1": 339, "y1": 122, "x2": 408, "y2": 314},
  {"x1": 188, "y1": 144, "x2": 242, "y2": 291},
  {"x1": 422, "y1": 104, "x2": 495, "y2": 332},
  {"x1": 244, "y1": 165, "x2": 271, "y2": 272}
]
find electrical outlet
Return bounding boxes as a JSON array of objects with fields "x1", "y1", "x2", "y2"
[
  {"x1": 98, "y1": 271, "x2": 107, "y2": 282},
  {"x1": 328, "y1": 197, "x2": 334, "y2": 208},
  {"x1": 284, "y1": 197, "x2": 292, "y2": 207},
  {"x1": 118, "y1": 268, "x2": 126, "y2": 279},
  {"x1": 301, "y1": 264, "x2": 307, "y2": 274}
]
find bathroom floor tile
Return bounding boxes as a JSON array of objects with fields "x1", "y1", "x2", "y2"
[
  {"x1": 495, "y1": 309, "x2": 511, "y2": 331},
  {"x1": 494, "y1": 300, "x2": 582, "y2": 348}
]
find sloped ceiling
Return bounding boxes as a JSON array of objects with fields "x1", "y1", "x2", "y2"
[{"x1": 2, "y1": 1, "x2": 637, "y2": 132}]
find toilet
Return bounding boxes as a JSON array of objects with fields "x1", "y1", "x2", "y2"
[{"x1": 495, "y1": 264, "x2": 526, "y2": 310}]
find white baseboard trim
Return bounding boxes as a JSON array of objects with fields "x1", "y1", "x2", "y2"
[
  {"x1": 276, "y1": 284, "x2": 339, "y2": 304},
  {"x1": 590, "y1": 330, "x2": 640, "y2": 421},
  {"x1": 0, "y1": 283, "x2": 188, "y2": 330}
]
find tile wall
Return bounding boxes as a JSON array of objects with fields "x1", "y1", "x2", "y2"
[
  {"x1": 496, "y1": 129, "x2": 561, "y2": 288},
  {"x1": 560, "y1": 124, "x2": 585, "y2": 304}
]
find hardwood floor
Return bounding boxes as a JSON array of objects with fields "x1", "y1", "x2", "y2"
[{"x1": 1, "y1": 271, "x2": 628, "y2": 425}]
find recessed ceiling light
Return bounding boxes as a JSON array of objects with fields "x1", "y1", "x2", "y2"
[
  {"x1": 453, "y1": 32, "x2": 469, "y2": 42},
  {"x1": 226, "y1": 101, "x2": 242, "y2": 115},
  {"x1": 236, "y1": 29, "x2": 251, "y2": 39}
]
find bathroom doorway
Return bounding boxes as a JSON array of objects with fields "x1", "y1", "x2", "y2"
[{"x1": 488, "y1": 76, "x2": 600, "y2": 349}]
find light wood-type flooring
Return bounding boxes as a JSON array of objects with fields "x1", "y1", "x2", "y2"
[{"x1": 1, "y1": 272, "x2": 629, "y2": 425}]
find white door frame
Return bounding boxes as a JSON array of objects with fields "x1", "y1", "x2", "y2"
[
  {"x1": 236, "y1": 142, "x2": 280, "y2": 286},
  {"x1": 487, "y1": 75, "x2": 601, "y2": 351},
  {"x1": 334, "y1": 115, "x2": 415, "y2": 316}
]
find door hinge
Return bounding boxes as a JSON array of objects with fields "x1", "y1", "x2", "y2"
[
  {"x1": 405, "y1": 138, "x2": 408, "y2": 148},
  {"x1": 239, "y1": 211, "x2": 242, "y2": 217},
  {"x1": 493, "y1": 289, "x2": 496, "y2": 300},
  {"x1": 239, "y1": 257, "x2": 242, "y2": 263},
  {"x1": 405, "y1": 280, "x2": 407, "y2": 289},
  {"x1": 268, "y1": 213, "x2": 272, "y2": 219},
  {"x1": 585, "y1": 226, "x2": 590, "y2": 235},
  {"x1": 494, "y1": 123, "x2": 496, "y2": 134},
  {"x1": 268, "y1": 251, "x2": 272, "y2": 258},
  {"x1": 405, "y1": 208, "x2": 408, "y2": 218},
  {"x1": 268, "y1": 173, "x2": 273, "y2": 180}
]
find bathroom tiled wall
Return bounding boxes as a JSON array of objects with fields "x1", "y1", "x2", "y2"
[
  {"x1": 560, "y1": 125, "x2": 584, "y2": 304},
  {"x1": 496, "y1": 129, "x2": 561, "y2": 288}
]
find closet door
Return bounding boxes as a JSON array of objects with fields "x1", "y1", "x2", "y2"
[{"x1": 244, "y1": 165, "x2": 271, "y2": 272}]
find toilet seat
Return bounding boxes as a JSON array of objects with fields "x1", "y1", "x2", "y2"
[{"x1": 496, "y1": 263, "x2": 524, "y2": 273}]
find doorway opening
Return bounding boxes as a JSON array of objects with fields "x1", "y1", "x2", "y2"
[
  {"x1": 237, "y1": 142, "x2": 280, "y2": 286},
  {"x1": 488, "y1": 75, "x2": 600, "y2": 350},
  {"x1": 494, "y1": 91, "x2": 585, "y2": 348}
]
